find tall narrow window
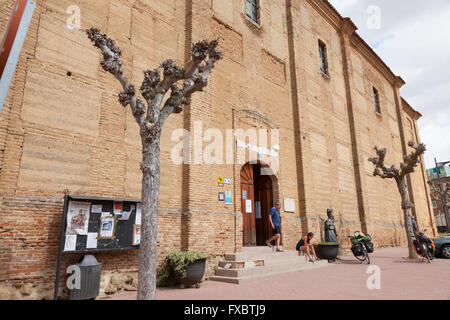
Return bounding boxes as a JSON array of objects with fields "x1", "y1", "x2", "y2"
[
  {"x1": 245, "y1": 0, "x2": 259, "y2": 24},
  {"x1": 318, "y1": 40, "x2": 329, "y2": 76},
  {"x1": 373, "y1": 87, "x2": 381, "y2": 113}
]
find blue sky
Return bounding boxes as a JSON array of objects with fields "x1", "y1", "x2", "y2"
[{"x1": 328, "y1": 0, "x2": 450, "y2": 170}]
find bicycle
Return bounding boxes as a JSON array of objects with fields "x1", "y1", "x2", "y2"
[{"x1": 349, "y1": 235, "x2": 371, "y2": 264}]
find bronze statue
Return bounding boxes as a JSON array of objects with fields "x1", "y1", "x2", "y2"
[{"x1": 324, "y1": 208, "x2": 338, "y2": 243}]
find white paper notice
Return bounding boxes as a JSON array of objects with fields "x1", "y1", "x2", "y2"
[
  {"x1": 91, "y1": 205, "x2": 102, "y2": 213},
  {"x1": 86, "y1": 233, "x2": 98, "y2": 249},
  {"x1": 135, "y1": 203, "x2": 142, "y2": 224},
  {"x1": 64, "y1": 235, "x2": 77, "y2": 252},
  {"x1": 66, "y1": 201, "x2": 91, "y2": 235},
  {"x1": 101, "y1": 212, "x2": 111, "y2": 218},
  {"x1": 246, "y1": 200, "x2": 252, "y2": 213}
]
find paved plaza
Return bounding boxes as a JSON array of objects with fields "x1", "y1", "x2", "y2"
[{"x1": 99, "y1": 246, "x2": 450, "y2": 300}]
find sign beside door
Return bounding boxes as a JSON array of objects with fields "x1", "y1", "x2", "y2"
[{"x1": 245, "y1": 199, "x2": 252, "y2": 213}]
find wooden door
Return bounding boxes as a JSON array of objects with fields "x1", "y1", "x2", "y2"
[
  {"x1": 254, "y1": 165, "x2": 273, "y2": 245},
  {"x1": 241, "y1": 164, "x2": 256, "y2": 246}
]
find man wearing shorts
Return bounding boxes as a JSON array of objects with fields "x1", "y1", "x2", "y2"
[{"x1": 265, "y1": 201, "x2": 283, "y2": 252}]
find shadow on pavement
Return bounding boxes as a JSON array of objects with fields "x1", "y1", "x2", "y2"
[{"x1": 333, "y1": 259, "x2": 364, "y2": 265}]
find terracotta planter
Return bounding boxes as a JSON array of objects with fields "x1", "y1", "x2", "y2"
[{"x1": 174, "y1": 258, "x2": 206, "y2": 288}]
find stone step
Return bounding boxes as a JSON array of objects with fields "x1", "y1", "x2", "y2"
[
  {"x1": 224, "y1": 250, "x2": 302, "y2": 262},
  {"x1": 208, "y1": 275, "x2": 240, "y2": 284},
  {"x1": 241, "y1": 246, "x2": 285, "y2": 253},
  {"x1": 215, "y1": 259, "x2": 327, "y2": 277},
  {"x1": 210, "y1": 261, "x2": 330, "y2": 284},
  {"x1": 220, "y1": 255, "x2": 315, "y2": 267}
]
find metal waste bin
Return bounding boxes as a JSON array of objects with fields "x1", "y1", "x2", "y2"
[{"x1": 69, "y1": 255, "x2": 102, "y2": 300}]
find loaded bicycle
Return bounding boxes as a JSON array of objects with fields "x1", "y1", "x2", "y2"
[{"x1": 349, "y1": 231, "x2": 374, "y2": 264}]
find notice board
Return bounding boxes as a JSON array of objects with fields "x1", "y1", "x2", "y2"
[
  {"x1": 59, "y1": 195, "x2": 141, "y2": 253},
  {"x1": 54, "y1": 194, "x2": 141, "y2": 299}
]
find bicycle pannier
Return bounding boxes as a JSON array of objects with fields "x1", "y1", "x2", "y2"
[
  {"x1": 364, "y1": 241, "x2": 374, "y2": 253},
  {"x1": 351, "y1": 244, "x2": 363, "y2": 256}
]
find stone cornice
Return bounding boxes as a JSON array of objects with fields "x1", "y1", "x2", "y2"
[
  {"x1": 341, "y1": 17, "x2": 357, "y2": 36},
  {"x1": 394, "y1": 76, "x2": 406, "y2": 88},
  {"x1": 305, "y1": 0, "x2": 342, "y2": 31},
  {"x1": 401, "y1": 98, "x2": 422, "y2": 120},
  {"x1": 348, "y1": 33, "x2": 398, "y2": 84}
]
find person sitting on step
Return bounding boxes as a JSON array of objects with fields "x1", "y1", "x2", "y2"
[{"x1": 296, "y1": 232, "x2": 319, "y2": 263}]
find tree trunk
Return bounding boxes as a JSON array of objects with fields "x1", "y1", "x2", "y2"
[
  {"x1": 397, "y1": 178, "x2": 418, "y2": 259},
  {"x1": 137, "y1": 140, "x2": 161, "y2": 300},
  {"x1": 445, "y1": 203, "x2": 450, "y2": 233}
]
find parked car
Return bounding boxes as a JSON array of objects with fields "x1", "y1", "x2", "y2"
[{"x1": 433, "y1": 235, "x2": 450, "y2": 259}]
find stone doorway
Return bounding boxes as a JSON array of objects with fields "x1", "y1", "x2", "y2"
[{"x1": 241, "y1": 163, "x2": 278, "y2": 246}]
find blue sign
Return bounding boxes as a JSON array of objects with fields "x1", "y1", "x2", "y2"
[{"x1": 225, "y1": 191, "x2": 232, "y2": 205}]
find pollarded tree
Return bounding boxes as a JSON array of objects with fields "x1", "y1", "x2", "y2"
[
  {"x1": 428, "y1": 180, "x2": 450, "y2": 229},
  {"x1": 368, "y1": 141, "x2": 426, "y2": 259},
  {"x1": 86, "y1": 28, "x2": 222, "y2": 300}
]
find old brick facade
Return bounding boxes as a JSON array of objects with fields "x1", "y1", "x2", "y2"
[{"x1": 0, "y1": 0, "x2": 435, "y2": 299}]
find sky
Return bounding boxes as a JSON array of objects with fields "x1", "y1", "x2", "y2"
[{"x1": 327, "y1": 0, "x2": 450, "y2": 170}]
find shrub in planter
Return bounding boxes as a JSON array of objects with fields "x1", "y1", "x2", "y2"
[{"x1": 157, "y1": 251, "x2": 209, "y2": 287}]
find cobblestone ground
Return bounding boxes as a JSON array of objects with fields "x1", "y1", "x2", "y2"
[{"x1": 98, "y1": 246, "x2": 450, "y2": 300}]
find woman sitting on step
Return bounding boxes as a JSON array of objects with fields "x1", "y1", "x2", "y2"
[{"x1": 296, "y1": 232, "x2": 319, "y2": 263}]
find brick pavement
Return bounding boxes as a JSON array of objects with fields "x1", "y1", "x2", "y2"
[{"x1": 99, "y1": 246, "x2": 450, "y2": 300}]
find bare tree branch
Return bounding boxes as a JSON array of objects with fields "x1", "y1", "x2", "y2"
[
  {"x1": 158, "y1": 39, "x2": 222, "y2": 127},
  {"x1": 368, "y1": 147, "x2": 399, "y2": 180},
  {"x1": 86, "y1": 28, "x2": 145, "y2": 126},
  {"x1": 400, "y1": 141, "x2": 426, "y2": 178}
]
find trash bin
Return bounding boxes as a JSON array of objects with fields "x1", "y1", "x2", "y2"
[{"x1": 69, "y1": 255, "x2": 102, "y2": 300}]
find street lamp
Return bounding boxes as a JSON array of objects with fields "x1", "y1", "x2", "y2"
[{"x1": 434, "y1": 158, "x2": 450, "y2": 233}]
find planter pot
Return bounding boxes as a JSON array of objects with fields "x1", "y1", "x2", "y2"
[
  {"x1": 174, "y1": 258, "x2": 207, "y2": 288},
  {"x1": 317, "y1": 243, "x2": 339, "y2": 260}
]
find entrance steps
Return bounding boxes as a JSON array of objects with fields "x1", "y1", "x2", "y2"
[{"x1": 209, "y1": 246, "x2": 331, "y2": 284}]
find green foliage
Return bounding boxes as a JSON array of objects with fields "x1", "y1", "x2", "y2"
[{"x1": 157, "y1": 251, "x2": 208, "y2": 287}]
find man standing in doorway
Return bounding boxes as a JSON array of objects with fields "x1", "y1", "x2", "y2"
[{"x1": 266, "y1": 201, "x2": 283, "y2": 252}]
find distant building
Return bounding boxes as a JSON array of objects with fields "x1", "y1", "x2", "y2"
[
  {"x1": 427, "y1": 166, "x2": 450, "y2": 233},
  {"x1": 426, "y1": 166, "x2": 450, "y2": 179}
]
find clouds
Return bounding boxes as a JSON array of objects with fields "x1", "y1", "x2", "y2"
[{"x1": 328, "y1": 0, "x2": 450, "y2": 168}]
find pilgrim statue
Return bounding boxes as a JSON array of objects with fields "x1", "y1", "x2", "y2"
[{"x1": 324, "y1": 208, "x2": 338, "y2": 243}]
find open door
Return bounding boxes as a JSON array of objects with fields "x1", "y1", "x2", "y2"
[
  {"x1": 254, "y1": 166, "x2": 273, "y2": 246},
  {"x1": 241, "y1": 164, "x2": 256, "y2": 246}
]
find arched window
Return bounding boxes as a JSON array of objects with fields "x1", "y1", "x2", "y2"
[{"x1": 318, "y1": 40, "x2": 329, "y2": 76}]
